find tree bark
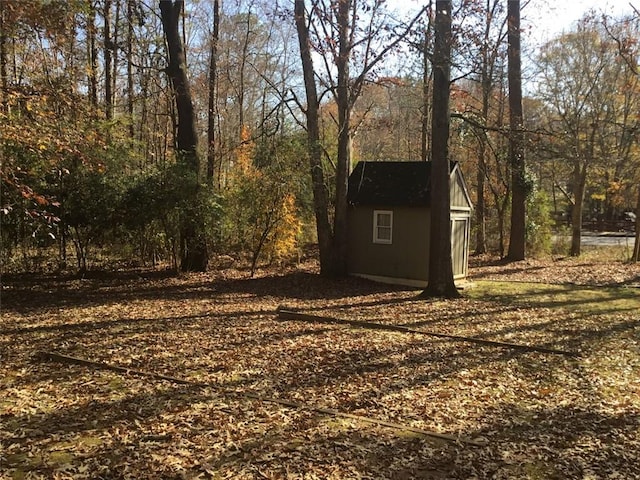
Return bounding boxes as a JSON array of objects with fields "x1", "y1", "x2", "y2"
[
  {"x1": 126, "y1": 0, "x2": 135, "y2": 140},
  {"x1": 206, "y1": 0, "x2": 220, "y2": 187},
  {"x1": 113, "y1": 0, "x2": 121, "y2": 116},
  {"x1": 104, "y1": 0, "x2": 113, "y2": 120},
  {"x1": 333, "y1": 0, "x2": 352, "y2": 277},
  {"x1": 475, "y1": 0, "x2": 498, "y2": 256},
  {"x1": 87, "y1": 1, "x2": 98, "y2": 110},
  {"x1": 237, "y1": 10, "x2": 252, "y2": 136},
  {"x1": 421, "y1": 0, "x2": 459, "y2": 299},
  {"x1": 506, "y1": 0, "x2": 526, "y2": 261},
  {"x1": 632, "y1": 186, "x2": 640, "y2": 262},
  {"x1": 294, "y1": 0, "x2": 334, "y2": 275},
  {"x1": 475, "y1": 140, "x2": 487, "y2": 254},
  {"x1": 160, "y1": 0, "x2": 208, "y2": 272},
  {"x1": 421, "y1": 3, "x2": 432, "y2": 163},
  {"x1": 0, "y1": 0, "x2": 8, "y2": 114},
  {"x1": 570, "y1": 163, "x2": 587, "y2": 256}
]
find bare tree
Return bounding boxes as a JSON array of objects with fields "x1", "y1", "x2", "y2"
[
  {"x1": 87, "y1": 1, "x2": 99, "y2": 109},
  {"x1": 104, "y1": 0, "x2": 113, "y2": 120},
  {"x1": 603, "y1": 10, "x2": 640, "y2": 262},
  {"x1": 634, "y1": 190, "x2": 640, "y2": 262},
  {"x1": 294, "y1": 0, "x2": 334, "y2": 275},
  {"x1": 421, "y1": 3, "x2": 433, "y2": 162},
  {"x1": 0, "y1": 0, "x2": 9, "y2": 114},
  {"x1": 536, "y1": 17, "x2": 636, "y2": 257},
  {"x1": 207, "y1": 0, "x2": 220, "y2": 186},
  {"x1": 421, "y1": 0, "x2": 459, "y2": 298},
  {"x1": 126, "y1": 0, "x2": 135, "y2": 140},
  {"x1": 160, "y1": 0, "x2": 208, "y2": 271},
  {"x1": 475, "y1": 0, "x2": 507, "y2": 254},
  {"x1": 506, "y1": 0, "x2": 526, "y2": 261},
  {"x1": 332, "y1": 0, "x2": 351, "y2": 276}
]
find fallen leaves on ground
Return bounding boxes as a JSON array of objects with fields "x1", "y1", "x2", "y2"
[{"x1": 1, "y1": 256, "x2": 639, "y2": 479}]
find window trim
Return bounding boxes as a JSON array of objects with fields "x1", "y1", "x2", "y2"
[{"x1": 373, "y1": 210, "x2": 393, "y2": 244}]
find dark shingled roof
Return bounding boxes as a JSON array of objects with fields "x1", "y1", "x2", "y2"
[{"x1": 348, "y1": 161, "x2": 456, "y2": 206}]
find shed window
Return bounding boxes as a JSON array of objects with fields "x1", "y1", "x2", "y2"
[{"x1": 373, "y1": 210, "x2": 393, "y2": 244}]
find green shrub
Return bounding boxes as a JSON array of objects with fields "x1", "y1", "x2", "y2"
[{"x1": 526, "y1": 184, "x2": 553, "y2": 257}]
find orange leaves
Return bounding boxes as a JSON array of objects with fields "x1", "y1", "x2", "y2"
[
  {"x1": 20, "y1": 187, "x2": 49, "y2": 207},
  {"x1": 235, "y1": 125, "x2": 255, "y2": 175},
  {"x1": 2, "y1": 257, "x2": 640, "y2": 478}
]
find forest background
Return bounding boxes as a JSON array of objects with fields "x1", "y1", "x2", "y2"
[{"x1": 1, "y1": 0, "x2": 640, "y2": 275}]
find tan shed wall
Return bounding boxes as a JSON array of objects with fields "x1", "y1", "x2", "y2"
[
  {"x1": 348, "y1": 206, "x2": 431, "y2": 282},
  {"x1": 450, "y1": 170, "x2": 472, "y2": 210}
]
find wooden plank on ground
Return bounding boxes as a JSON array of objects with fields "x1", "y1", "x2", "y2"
[
  {"x1": 276, "y1": 307, "x2": 580, "y2": 357},
  {"x1": 36, "y1": 351, "x2": 487, "y2": 447}
]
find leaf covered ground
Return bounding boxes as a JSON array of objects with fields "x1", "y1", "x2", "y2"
[{"x1": 1, "y1": 255, "x2": 639, "y2": 479}]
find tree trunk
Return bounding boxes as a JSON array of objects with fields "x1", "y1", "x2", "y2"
[
  {"x1": 207, "y1": 0, "x2": 219, "y2": 187},
  {"x1": 474, "y1": 0, "x2": 496, "y2": 256},
  {"x1": 570, "y1": 163, "x2": 587, "y2": 256},
  {"x1": 87, "y1": 1, "x2": 98, "y2": 109},
  {"x1": 475, "y1": 139, "x2": 487, "y2": 254},
  {"x1": 126, "y1": 0, "x2": 135, "y2": 140},
  {"x1": 237, "y1": 11, "x2": 251, "y2": 136},
  {"x1": 160, "y1": 0, "x2": 208, "y2": 272},
  {"x1": 632, "y1": 186, "x2": 640, "y2": 262},
  {"x1": 58, "y1": 224, "x2": 67, "y2": 270},
  {"x1": 294, "y1": 0, "x2": 334, "y2": 275},
  {"x1": 421, "y1": 3, "x2": 432, "y2": 163},
  {"x1": 104, "y1": 0, "x2": 113, "y2": 120},
  {"x1": 497, "y1": 200, "x2": 506, "y2": 257},
  {"x1": 0, "y1": 0, "x2": 9, "y2": 114},
  {"x1": 67, "y1": 9, "x2": 79, "y2": 99},
  {"x1": 333, "y1": 0, "x2": 351, "y2": 277},
  {"x1": 113, "y1": 0, "x2": 120, "y2": 116},
  {"x1": 506, "y1": 0, "x2": 526, "y2": 261},
  {"x1": 421, "y1": 0, "x2": 459, "y2": 299}
]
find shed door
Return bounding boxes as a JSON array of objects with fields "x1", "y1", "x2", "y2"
[{"x1": 451, "y1": 217, "x2": 469, "y2": 278}]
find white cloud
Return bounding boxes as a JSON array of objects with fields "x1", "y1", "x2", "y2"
[{"x1": 523, "y1": 0, "x2": 635, "y2": 44}]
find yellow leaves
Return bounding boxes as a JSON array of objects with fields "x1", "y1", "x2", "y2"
[
  {"x1": 224, "y1": 133, "x2": 304, "y2": 270},
  {"x1": 605, "y1": 181, "x2": 627, "y2": 208},
  {"x1": 267, "y1": 193, "x2": 302, "y2": 262},
  {"x1": 608, "y1": 181, "x2": 623, "y2": 194},
  {"x1": 235, "y1": 125, "x2": 255, "y2": 175}
]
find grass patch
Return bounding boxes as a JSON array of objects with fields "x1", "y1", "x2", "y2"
[
  {"x1": 467, "y1": 280, "x2": 640, "y2": 315},
  {"x1": 47, "y1": 451, "x2": 75, "y2": 466}
]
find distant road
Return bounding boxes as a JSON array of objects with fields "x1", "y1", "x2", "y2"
[
  {"x1": 553, "y1": 233, "x2": 636, "y2": 247},
  {"x1": 581, "y1": 233, "x2": 636, "y2": 247}
]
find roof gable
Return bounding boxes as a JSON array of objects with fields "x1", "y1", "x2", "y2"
[{"x1": 348, "y1": 161, "x2": 468, "y2": 207}]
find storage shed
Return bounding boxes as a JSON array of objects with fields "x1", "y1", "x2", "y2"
[{"x1": 347, "y1": 161, "x2": 473, "y2": 287}]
